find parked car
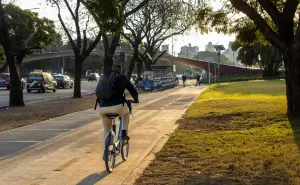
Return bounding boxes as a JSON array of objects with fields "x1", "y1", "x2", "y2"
[
  {"x1": 88, "y1": 73, "x2": 100, "y2": 82},
  {"x1": 27, "y1": 71, "x2": 57, "y2": 93},
  {"x1": 0, "y1": 73, "x2": 25, "y2": 90},
  {"x1": 53, "y1": 75, "x2": 73, "y2": 89}
]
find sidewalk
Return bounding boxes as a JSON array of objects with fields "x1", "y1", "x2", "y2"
[{"x1": 0, "y1": 86, "x2": 206, "y2": 185}]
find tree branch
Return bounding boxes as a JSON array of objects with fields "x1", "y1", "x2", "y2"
[
  {"x1": 153, "y1": 50, "x2": 166, "y2": 64},
  {"x1": 283, "y1": 0, "x2": 299, "y2": 20},
  {"x1": 230, "y1": 0, "x2": 285, "y2": 50},
  {"x1": 53, "y1": 0, "x2": 79, "y2": 55},
  {"x1": 257, "y1": 0, "x2": 281, "y2": 26},
  {"x1": 125, "y1": 0, "x2": 150, "y2": 18},
  {"x1": 82, "y1": 30, "x2": 87, "y2": 54},
  {"x1": 84, "y1": 31, "x2": 101, "y2": 59}
]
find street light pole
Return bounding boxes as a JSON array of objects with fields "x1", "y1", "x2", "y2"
[
  {"x1": 213, "y1": 45, "x2": 225, "y2": 85},
  {"x1": 232, "y1": 52, "x2": 235, "y2": 66},
  {"x1": 217, "y1": 52, "x2": 220, "y2": 84}
]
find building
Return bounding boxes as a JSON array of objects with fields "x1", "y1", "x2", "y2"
[
  {"x1": 222, "y1": 42, "x2": 239, "y2": 66},
  {"x1": 161, "y1": 44, "x2": 169, "y2": 54},
  {"x1": 178, "y1": 43, "x2": 199, "y2": 59},
  {"x1": 205, "y1": 42, "x2": 216, "y2": 52}
]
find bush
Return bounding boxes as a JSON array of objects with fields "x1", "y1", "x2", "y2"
[{"x1": 201, "y1": 73, "x2": 284, "y2": 84}]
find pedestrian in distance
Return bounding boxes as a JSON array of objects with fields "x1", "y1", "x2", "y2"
[
  {"x1": 195, "y1": 73, "x2": 201, "y2": 86},
  {"x1": 182, "y1": 74, "x2": 187, "y2": 87}
]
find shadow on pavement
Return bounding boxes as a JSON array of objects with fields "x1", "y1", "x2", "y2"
[
  {"x1": 76, "y1": 161, "x2": 124, "y2": 185},
  {"x1": 76, "y1": 171, "x2": 108, "y2": 185}
]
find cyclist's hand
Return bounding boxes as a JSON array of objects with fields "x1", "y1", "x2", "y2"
[{"x1": 134, "y1": 98, "x2": 139, "y2": 103}]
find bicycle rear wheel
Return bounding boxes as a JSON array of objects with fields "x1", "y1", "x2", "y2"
[
  {"x1": 121, "y1": 139, "x2": 130, "y2": 161},
  {"x1": 105, "y1": 133, "x2": 116, "y2": 173}
]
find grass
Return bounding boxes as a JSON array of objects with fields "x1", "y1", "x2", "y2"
[{"x1": 135, "y1": 80, "x2": 300, "y2": 185}]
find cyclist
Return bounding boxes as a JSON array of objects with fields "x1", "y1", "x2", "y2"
[{"x1": 97, "y1": 65, "x2": 139, "y2": 160}]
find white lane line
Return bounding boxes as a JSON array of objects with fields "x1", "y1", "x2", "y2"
[
  {"x1": 26, "y1": 93, "x2": 94, "y2": 104},
  {"x1": 17, "y1": 129, "x2": 73, "y2": 131},
  {"x1": 0, "y1": 141, "x2": 40, "y2": 143}
]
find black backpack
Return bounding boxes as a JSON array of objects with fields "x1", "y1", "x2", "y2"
[{"x1": 95, "y1": 70, "x2": 120, "y2": 100}]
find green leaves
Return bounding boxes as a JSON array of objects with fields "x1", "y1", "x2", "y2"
[
  {"x1": 2, "y1": 3, "x2": 57, "y2": 53},
  {"x1": 83, "y1": 0, "x2": 122, "y2": 32}
]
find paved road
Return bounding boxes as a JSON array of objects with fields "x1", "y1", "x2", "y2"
[
  {"x1": 0, "y1": 81, "x2": 98, "y2": 106},
  {"x1": 0, "y1": 86, "x2": 205, "y2": 185}
]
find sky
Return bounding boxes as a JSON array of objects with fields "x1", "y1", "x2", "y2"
[{"x1": 17, "y1": 0, "x2": 236, "y2": 55}]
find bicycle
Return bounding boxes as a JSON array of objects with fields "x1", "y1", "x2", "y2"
[{"x1": 104, "y1": 100, "x2": 133, "y2": 173}]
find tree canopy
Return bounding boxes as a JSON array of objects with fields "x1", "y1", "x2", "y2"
[
  {"x1": 0, "y1": 3, "x2": 58, "y2": 72},
  {"x1": 198, "y1": 0, "x2": 300, "y2": 116},
  {"x1": 3, "y1": 4, "x2": 57, "y2": 53}
]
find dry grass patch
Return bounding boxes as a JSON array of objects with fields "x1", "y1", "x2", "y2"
[{"x1": 0, "y1": 95, "x2": 96, "y2": 132}]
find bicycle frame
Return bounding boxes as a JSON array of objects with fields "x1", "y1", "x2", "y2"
[{"x1": 111, "y1": 117, "x2": 123, "y2": 148}]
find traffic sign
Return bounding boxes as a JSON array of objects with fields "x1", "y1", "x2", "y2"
[{"x1": 213, "y1": 63, "x2": 219, "y2": 69}]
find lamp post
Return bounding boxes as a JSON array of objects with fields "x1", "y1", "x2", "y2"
[
  {"x1": 213, "y1": 45, "x2": 225, "y2": 85},
  {"x1": 232, "y1": 52, "x2": 235, "y2": 66}
]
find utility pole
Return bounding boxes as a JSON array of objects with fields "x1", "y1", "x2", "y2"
[
  {"x1": 213, "y1": 45, "x2": 225, "y2": 85},
  {"x1": 208, "y1": 62, "x2": 211, "y2": 90},
  {"x1": 171, "y1": 28, "x2": 173, "y2": 56},
  {"x1": 232, "y1": 52, "x2": 235, "y2": 66}
]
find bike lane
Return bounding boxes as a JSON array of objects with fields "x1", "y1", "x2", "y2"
[{"x1": 0, "y1": 86, "x2": 206, "y2": 185}]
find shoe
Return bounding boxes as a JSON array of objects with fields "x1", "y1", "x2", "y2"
[{"x1": 122, "y1": 130, "x2": 130, "y2": 140}]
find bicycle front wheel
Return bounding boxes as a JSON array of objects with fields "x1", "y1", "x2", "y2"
[
  {"x1": 121, "y1": 139, "x2": 130, "y2": 161},
  {"x1": 105, "y1": 134, "x2": 116, "y2": 173}
]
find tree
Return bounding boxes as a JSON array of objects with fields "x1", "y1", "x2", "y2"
[
  {"x1": 50, "y1": 0, "x2": 101, "y2": 98},
  {"x1": 232, "y1": 41, "x2": 283, "y2": 76},
  {"x1": 227, "y1": 0, "x2": 300, "y2": 117},
  {"x1": 121, "y1": 0, "x2": 150, "y2": 78},
  {"x1": 83, "y1": 0, "x2": 150, "y2": 75},
  {"x1": 43, "y1": 33, "x2": 64, "y2": 52},
  {"x1": 0, "y1": 2, "x2": 57, "y2": 106},
  {"x1": 140, "y1": 0, "x2": 196, "y2": 70}
]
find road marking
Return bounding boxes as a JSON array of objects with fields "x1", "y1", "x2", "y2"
[
  {"x1": 17, "y1": 129, "x2": 72, "y2": 131},
  {"x1": 54, "y1": 158, "x2": 80, "y2": 171},
  {"x1": 27, "y1": 93, "x2": 94, "y2": 105},
  {"x1": 0, "y1": 141, "x2": 40, "y2": 143}
]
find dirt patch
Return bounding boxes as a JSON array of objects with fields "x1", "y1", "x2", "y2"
[
  {"x1": 0, "y1": 94, "x2": 96, "y2": 132},
  {"x1": 179, "y1": 112, "x2": 277, "y2": 131}
]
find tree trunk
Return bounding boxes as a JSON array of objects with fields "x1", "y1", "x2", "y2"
[
  {"x1": 7, "y1": 56, "x2": 24, "y2": 106},
  {"x1": 263, "y1": 63, "x2": 279, "y2": 78},
  {"x1": 284, "y1": 48, "x2": 300, "y2": 118},
  {"x1": 127, "y1": 47, "x2": 139, "y2": 78},
  {"x1": 73, "y1": 56, "x2": 83, "y2": 98},
  {"x1": 145, "y1": 60, "x2": 151, "y2": 70},
  {"x1": 103, "y1": 55, "x2": 113, "y2": 76},
  {"x1": 137, "y1": 58, "x2": 143, "y2": 77}
]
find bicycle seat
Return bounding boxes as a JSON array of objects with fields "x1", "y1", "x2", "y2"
[{"x1": 105, "y1": 113, "x2": 119, "y2": 119}]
